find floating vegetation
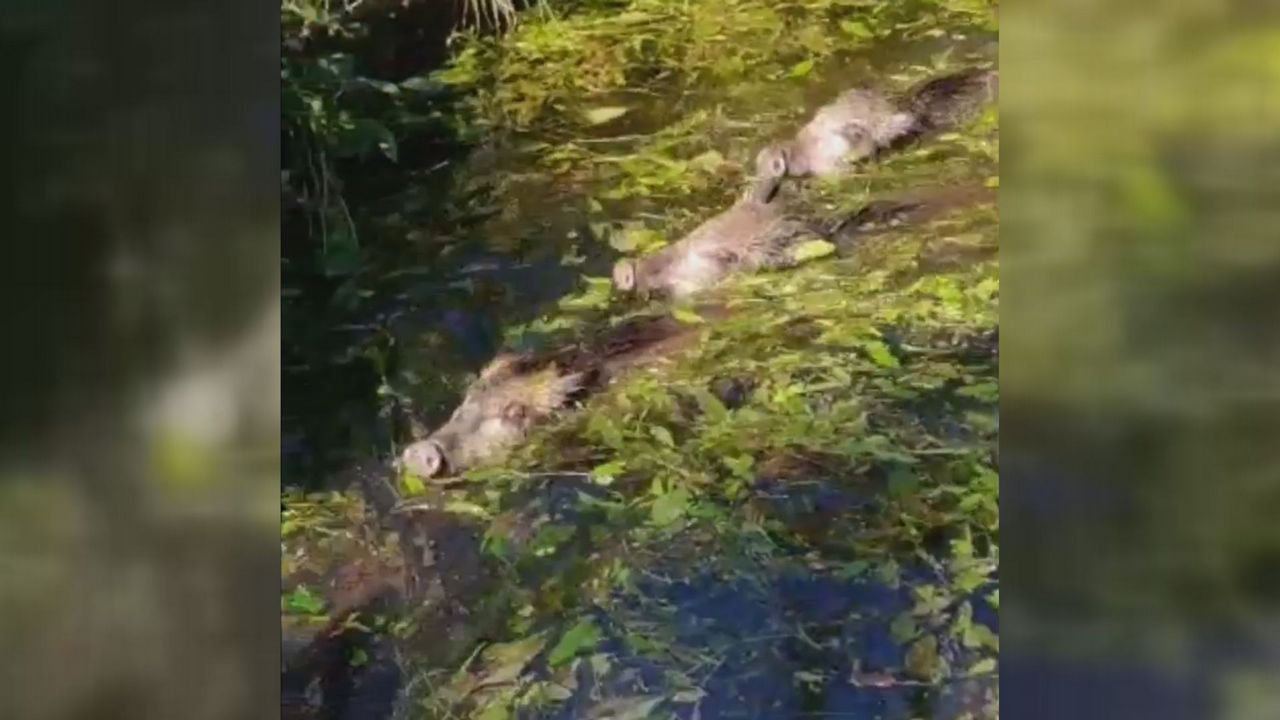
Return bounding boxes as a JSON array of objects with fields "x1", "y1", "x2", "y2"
[{"x1": 283, "y1": 0, "x2": 998, "y2": 717}]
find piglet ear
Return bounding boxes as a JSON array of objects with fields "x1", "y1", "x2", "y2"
[
  {"x1": 480, "y1": 353, "x2": 520, "y2": 382},
  {"x1": 502, "y1": 401, "x2": 530, "y2": 423}
]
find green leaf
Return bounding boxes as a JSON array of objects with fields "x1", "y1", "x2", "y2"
[
  {"x1": 971, "y1": 277, "x2": 1000, "y2": 302},
  {"x1": 862, "y1": 340, "x2": 900, "y2": 368},
  {"x1": 672, "y1": 307, "x2": 705, "y2": 325},
  {"x1": 962, "y1": 621, "x2": 999, "y2": 651},
  {"x1": 475, "y1": 703, "x2": 511, "y2": 720},
  {"x1": 789, "y1": 59, "x2": 816, "y2": 78},
  {"x1": 888, "y1": 468, "x2": 919, "y2": 498},
  {"x1": 530, "y1": 524, "x2": 576, "y2": 557},
  {"x1": 601, "y1": 696, "x2": 664, "y2": 720},
  {"x1": 548, "y1": 619, "x2": 602, "y2": 667},
  {"x1": 355, "y1": 78, "x2": 400, "y2": 95},
  {"x1": 840, "y1": 20, "x2": 874, "y2": 38},
  {"x1": 283, "y1": 586, "x2": 326, "y2": 615},
  {"x1": 334, "y1": 119, "x2": 398, "y2": 161},
  {"x1": 591, "y1": 459, "x2": 627, "y2": 486},
  {"x1": 673, "y1": 689, "x2": 707, "y2": 704},
  {"x1": 650, "y1": 486, "x2": 690, "y2": 526},
  {"x1": 399, "y1": 470, "x2": 427, "y2": 497},
  {"x1": 399, "y1": 76, "x2": 441, "y2": 92},
  {"x1": 836, "y1": 560, "x2": 871, "y2": 579},
  {"x1": 583, "y1": 106, "x2": 630, "y2": 125},
  {"x1": 790, "y1": 239, "x2": 836, "y2": 263},
  {"x1": 444, "y1": 500, "x2": 491, "y2": 519},
  {"x1": 890, "y1": 612, "x2": 918, "y2": 643},
  {"x1": 969, "y1": 657, "x2": 997, "y2": 675},
  {"x1": 612, "y1": 225, "x2": 667, "y2": 253},
  {"x1": 692, "y1": 389, "x2": 728, "y2": 422},
  {"x1": 724, "y1": 454, "x2": 754, "y2": 479},
  {"x1": 649, "y1": 425, "x2": 676, "y2": 447},
  {"x1": 794, "y1": 670, "x2": 826, "y2": 684},
  {"x1": 475, "y1": 633, "x2": 548, "y2": 687},
  {"x1": 878, "y1": 558, "x2": 901, "y2": 587},
  {"x1": 905, "y1": 636, "x2": 944, "y2": 681},
  {"x1": 955, "y1": 566, "x2": 990, "y2": 594},
  {"x1": 956, "y1": 381, "x2": 998, "y2": 401}
]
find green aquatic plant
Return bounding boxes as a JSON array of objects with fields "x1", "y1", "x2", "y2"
[{"x1": 282, "y1": 0, "x2": 999, "y2": 716}]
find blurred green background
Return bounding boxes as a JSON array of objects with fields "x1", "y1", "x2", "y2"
[{"x1": 1002, "y1": 0, "x2": 1280, "y2": 716}]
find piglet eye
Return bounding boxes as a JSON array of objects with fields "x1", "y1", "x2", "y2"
[{"x1": 503, "y1": 401, "x2": 529, "y2": 422}]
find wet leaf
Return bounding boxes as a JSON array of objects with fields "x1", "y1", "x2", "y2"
[
  {"x1": 476, "y1": 704, "x2": 511, "y2": 720},
  {"x1": 956, "y1": 381, "x2": 998, "y2": 401},
  {"x1": 879, "y1": 559, "x2": 902, "y2": 588},
  {"x1": 334, "y1": 118, "x2": 398, "y2": 161},
  {"x1": 650, "y1": 486, "x2": 690, "y2": 526},
  {"x1": 789, "y1": 59, "x2": 816, "y2": 78},
  {"x1": 890, "y1": 612, "x2": 918, "y2": 643},
  {"x1": 840, "y1": 20, "x2": 874, "y2": 38},
  {"x1": 592, "y1": 459, "x2": 627, "y2": 485},
  {"x1": 971, "y1": 277, "x2": 1000, "y2": 302},
  {"x1": 399, "y1": 471, "x2": 427, "y2": 497},
  {"x1": 445, "y1": 500, "x2": 492, "y2": 519},
  {"x1": 355, "y1": 78, "x2": 400, "y2": 95},
  {"x1": 905, "y1": 636, "x2": 944, "y2": 681},
  {"x1": 673, "y1": 689, "x2": 706, "y2": 704},
  {"x1": 282, "y1": 586, "x2": 326, "y2": 615},
  {"x1": 475, "y1": 633, "x2": 548, "y2": 688},
  {"x1": 530, "y1": 524, "x2": 576, "y2": 557},
  {"x1": 672, "y1": 307, "x2": 705, "y2": 325},
  {"x1": 888, "y1": 468, "x2": 919, "y2": 498},
  {"x1": 583, "y1": 106, "x2": 631, "y2": 125},
  {"x1": 862, "y1": 340, "x2": 900, "y2": 368},
  {"x1": 548, "y1": 619, "x2": 602, "y2": 667},
  {"x1": 955, "y1": 567, "x2": 991, "y2": 594},
  {"x1": 794, "y1": 670, "x2": 826, "y2": 685},
  {"x1": 790, "y1": 239, "x2": 836, "y2": 263},
  {"x1": 595, "y1": 696, "x2": 664, "y2": 720},
  {"x1": 689, "y1": 150, "x2": 725, "y2": 171},
  {"x1": 612, "y1": 225, "x2": 667, "y2": 253},
  {"x1": 783, "y1": 58, "x2": 814, "y2": 77},
  {"x1": 724, "y1": 454, "x2": 754, "y2": 479},
  {"x1": 541, "y1": 682, "x2": 574, "y2": 701},
  {"x1": 649, "y1": 425, "x2": 676, "y2": 447},
  {"x1": 962, "y1": 621, "x2": 999, "y2": 651},
  {"x1": 837, "y1": 560, "x2": 871, "y2": 579},
  {"x1": 969, "y1": 657, "x2": 997, "y2": 675},
  {"x1": 692, "y1": 388, "x2": 728, "y2": 421},
  {"x1": 399, "y1": 75, "x2": 441, "y2": 92}
]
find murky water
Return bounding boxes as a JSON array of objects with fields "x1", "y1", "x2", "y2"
[{"x1": 283, "y1": 5, "x2": 998, "y2": 719}]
